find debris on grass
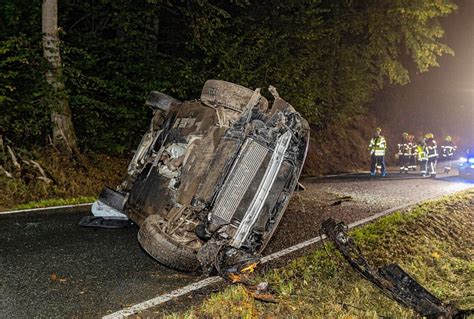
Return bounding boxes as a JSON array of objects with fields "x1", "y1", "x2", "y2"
[{"x1": 321, "y1": 217, "x2": 470, "y2": 318}]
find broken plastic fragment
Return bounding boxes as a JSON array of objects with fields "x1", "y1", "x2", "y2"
[
  {"x1": 240, "y1": 262, "x2": 258, "y2": 273},
  {"x1": 321, "y1": 218, "x2": 471, "y2": 319}
]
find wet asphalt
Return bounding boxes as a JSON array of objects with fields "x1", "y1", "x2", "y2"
[
  {"x1": 0, "y1": 211, "x2": 198, "y2": 318},
  {"x1": 1, "y1": 170, "x2": 473, "y2": 318}
]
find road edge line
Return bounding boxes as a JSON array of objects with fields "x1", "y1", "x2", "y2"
[{"x1": 0, "y1": 203, "x2": 93, "y2": 216}]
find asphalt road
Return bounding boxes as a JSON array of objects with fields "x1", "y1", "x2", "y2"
[
  {"x1": 1, "y1": 170, "x2": 473, "y2": 318},
  {"x1": 267, "y1": 170, "x2": 474, "y2": 254}
]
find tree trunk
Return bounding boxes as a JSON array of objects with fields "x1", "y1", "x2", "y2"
[{"x1": 42, "y1": 0, "x2": 78, "y2": 154}]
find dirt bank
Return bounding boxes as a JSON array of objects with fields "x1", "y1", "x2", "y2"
[
  {"x1": 303, "y1": 113, "x2": 383, "y2": 176},
  {"x1": 0, "y1": 148, "x2": 127, "y2": 210}
]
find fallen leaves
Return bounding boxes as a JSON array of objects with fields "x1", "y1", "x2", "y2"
[
  {"x1": 227, "y1": 273, "x2": 242, "y2": 283},
  {"x1": 245, "y1": 282, "x2": 279, "y2": 304},
  {"x1": 431, "y1": 252, "x2": 441, "y2": 260},
  {"x1": 50, "y1": 272, "x2": 67, "y2": 283}
]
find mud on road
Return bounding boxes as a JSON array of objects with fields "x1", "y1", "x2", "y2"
[{"x1": 0, "y1": 171, "x2": 473, "y2": 318}]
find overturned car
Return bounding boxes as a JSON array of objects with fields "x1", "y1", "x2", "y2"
[{"x1": 82, "y1": 80, "x2": 309, "y2": 272}]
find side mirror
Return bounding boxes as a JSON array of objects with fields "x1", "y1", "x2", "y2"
[{"x1": 145, "y1": 91, "x2": 180, "y2": 113}]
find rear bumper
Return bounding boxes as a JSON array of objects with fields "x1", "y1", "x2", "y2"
[{"x1": 91, "y1": 187, "x2": 128, "y2": 220}]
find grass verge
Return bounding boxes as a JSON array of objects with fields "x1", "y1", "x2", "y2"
[{"x1": 165, "y1": 189, "x2": 474, "y2": 318}]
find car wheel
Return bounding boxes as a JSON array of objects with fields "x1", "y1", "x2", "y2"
[
  {"x1": 138, "y1": 215, "x2": 201, "y2": 272},
  {"x1": 145, "y1": 91, "x2": 180, "y2": 112},
  {"x1": 201, "y1": 80, "x2": 268, "y2": 112}
]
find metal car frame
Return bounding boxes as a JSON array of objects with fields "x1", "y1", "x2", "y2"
[{"x1": 82, "y1": 80, "x2": 309, "y2": 273}]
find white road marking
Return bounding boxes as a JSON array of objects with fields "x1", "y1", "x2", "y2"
[
  {"x1": 0, "y1": 203, "x2": 92, "y2": 215},
  {"x1": 102, "y1": 276, "x2": 224, "y2": 319},
  {"x1": 102, "y1": 191, "x2": 466, "y2": 319}
]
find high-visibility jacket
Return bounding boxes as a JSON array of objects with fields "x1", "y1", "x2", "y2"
[
  {"x1": 426, "y1": 139, "x2": 438, "y2": 158},
  {"x1": 369, "y1": 136, "x2": 387, "y2": 156},
  {"x1": 416, "y1": 145, "x2": 428, "y2": 161},
  {"x1": 441, "y1": 141, "x2": 457, "y2": 157}
]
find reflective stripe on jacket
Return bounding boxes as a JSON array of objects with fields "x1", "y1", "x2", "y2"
[
  {"x1": 416, "y1": 145, "x2": 428, "y2": 161},
  {"x1": 426, "y1": 139, "x2": 438, "y2": 158},
  {"x1": 369, "y1": 136, "x2": 386, "y2": 156},
  {"x1": 398, "y1": 142, "x2": 408, "y2": 155},
  {"x1": 441, "y1": 142, "x2": 457, "y2": 156}
]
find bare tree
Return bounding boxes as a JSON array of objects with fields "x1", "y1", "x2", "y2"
[{"x1": 42, "y1": 0, "x2": 78, "y2": 154}]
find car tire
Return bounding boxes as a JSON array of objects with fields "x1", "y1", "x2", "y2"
[
  {"x1": 138, "y1": 215, "x2": 201, "y2": 272},
  {"x1": 145, "y1": 91, "x2": 180, "y2": 112},
  {"x1": 201, "y1": 80, "x2": 268, "y2": 112}
]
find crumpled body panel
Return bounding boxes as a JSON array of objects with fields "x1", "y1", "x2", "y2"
[{"x1": 92, "y1": 80, "x2": 309, "y2": 272}]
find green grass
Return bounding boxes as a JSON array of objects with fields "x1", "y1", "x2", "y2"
[
  {"x1": 163, "y1": 189, "x2": 474, "y2": 319},
  {"x1": 11, "y1": 196, "x2": 96, "y2": 210}
]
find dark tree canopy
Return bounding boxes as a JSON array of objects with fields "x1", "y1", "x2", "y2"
[{"x1": 0, "y1": 0, "x2": 456, "y2": 153}]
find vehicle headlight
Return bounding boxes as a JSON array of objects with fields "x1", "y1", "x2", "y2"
[
  {"x1": 460, "y1": 157, "x2": 468, "y2": 163},
  {"x1": 469, "y1": 158, "x2": 474, "y2": 164}
]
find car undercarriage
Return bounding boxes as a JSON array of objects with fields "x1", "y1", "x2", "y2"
[{"x1": 81, "y1": 80, "x2": 310, "y2": 273}]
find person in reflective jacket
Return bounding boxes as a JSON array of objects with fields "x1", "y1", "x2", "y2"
[
  {"x1": 369, "y1": 127, "x2": 387, "y2": 177},
  {"x1": 441, "y1": 136, "x2": 457, "y2": 174},
  {"x1": 415, "y1": 138, "x2": 428, "y2": 177},
  {"x1": 425, "y1": 133, "x2": 438, "y2": 178},
  {"x1": 397, "y1": 132, "x2": 410, "y2": 173},
  {"x1": 408, "y1": 134, "x2": 417, "y2": 171}
]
